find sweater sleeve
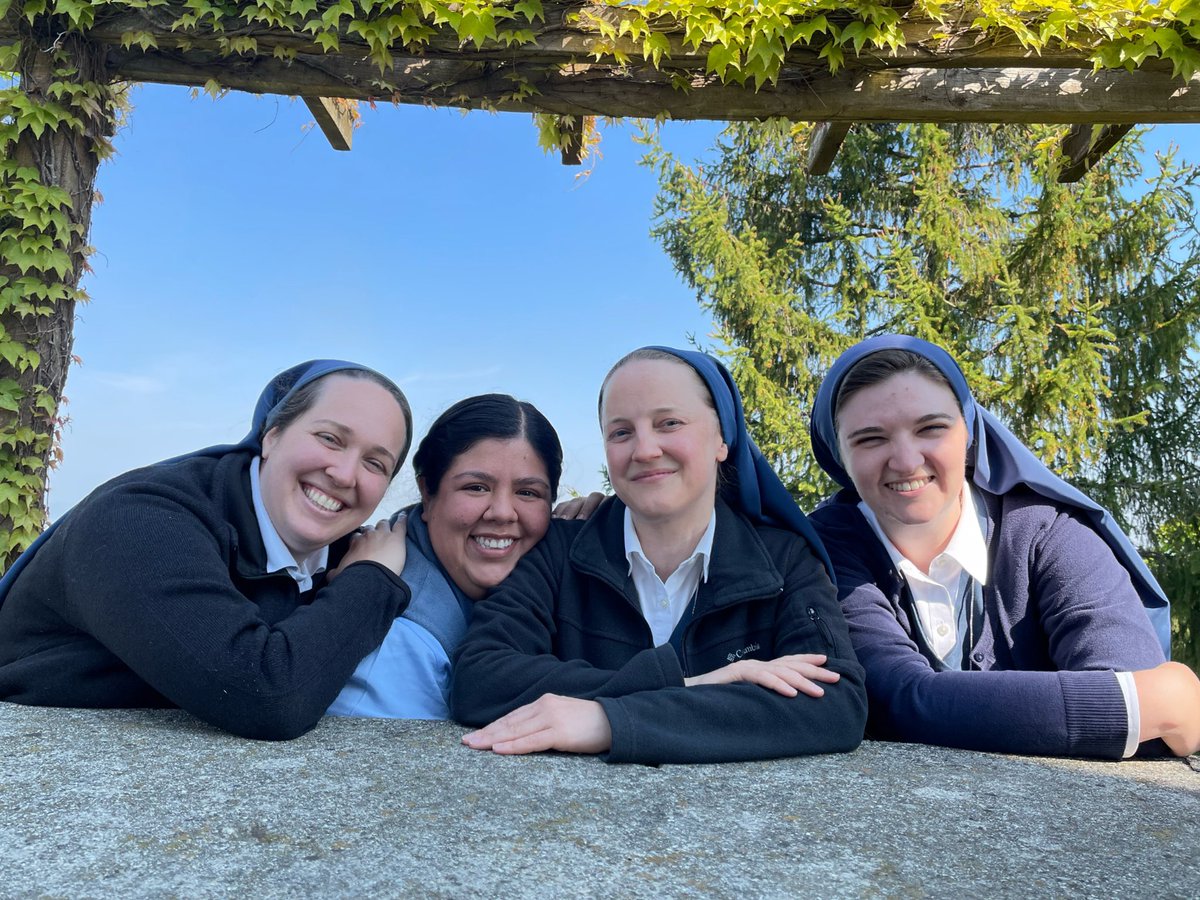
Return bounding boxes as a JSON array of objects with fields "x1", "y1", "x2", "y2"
[
  {"x1": 59, "y1": 486, "x2": 409, "y2": 740},
  {"x1": 597, "y1": 532, "x2": 867, "y2": 765},
  {"x1": 815, "y1": 506, "x2": 1132, "y2": 758},
  {"x1": 450, "y1": 527, "x2": 685, "y2": 727},
  {"x1": 1029, "y1": 505, "x2": 1166, "y2": 756},
  {"x1": 1030, "y1": 506, "x2": 1165, "y2": 672}
]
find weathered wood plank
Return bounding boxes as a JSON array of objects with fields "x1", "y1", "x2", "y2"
[
  {"x1": 558, "y1": 115, "x2": 585, "y2": 165},
  {"x1": 88, "y1": 51, "x2": 1200, "y2": 123},
  {"x1": 0, "y1": 4, "x2": 1112, "y2": 72},
  {"x1": 301, "y1": 96, "x2": 355, "y2": 151},
  {"x1": 807, "y1": 122, "x2": 852, "y2": 174},
  {"x1": 1057, "y1": 123, "x2": 1136, "y2": 183}
]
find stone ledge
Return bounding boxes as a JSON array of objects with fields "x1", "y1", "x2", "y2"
[{"x1": 4, "y1": 704, "x2": 1198, "y2": 897}]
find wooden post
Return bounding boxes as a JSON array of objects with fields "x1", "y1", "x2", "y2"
[
  {"x1": 1, "y1": 20, "x2": 113, "y2": 567},
  {"x1": 559, "y1": 116, "x2": 585, "y2": 166}
]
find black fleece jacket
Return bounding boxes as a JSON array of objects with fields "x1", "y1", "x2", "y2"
[
  {"x1": 452, "y1": 497, "x2": 866, "y2": 764},
  {"x1": 0, "y1": 450, "x2": 409, "y2": 740}
]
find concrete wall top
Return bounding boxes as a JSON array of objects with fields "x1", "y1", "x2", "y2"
[{"x1": 4, "y1": 705, "x2": 1198, "y2": 897}]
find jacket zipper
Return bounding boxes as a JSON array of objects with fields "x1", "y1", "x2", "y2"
[{"x1": 807, "y1": 605, "x2": 835, "y2": 653}]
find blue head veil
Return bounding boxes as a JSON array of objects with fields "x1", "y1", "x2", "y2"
[
  {"x1": 808, "y1": 334, "x2": 1171, "y2": 657},
  {"x1": 638, "y1": 347, "x2": 835, "y2": 581},
  {"x1": 0, "y1": 360, "x2": 396, "y2": 606}
]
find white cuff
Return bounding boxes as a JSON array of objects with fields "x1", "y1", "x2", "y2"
[{"x1": 1115, "y1": 671, "x2": 1141, "y2": 758}]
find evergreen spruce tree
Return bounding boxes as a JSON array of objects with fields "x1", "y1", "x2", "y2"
[{"x1": 646, "y1": 121, "x2": 1200, "y2": 663}]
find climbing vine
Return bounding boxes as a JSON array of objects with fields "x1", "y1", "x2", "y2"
[
  {"x1": 0, "y1": 0, "x2": 1198, "y2": 566},
  {"x1": 9, "y1": 1, "x2": 1200, "y2": 86},
  {"x1": 0, "y1": 12, "x2": 120, "y2": 565}
]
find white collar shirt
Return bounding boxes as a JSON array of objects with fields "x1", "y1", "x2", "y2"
[
  {"x1": 856, "y1": 484, "x2": 1140, "y2": 756},
  {"x1": 624, "y1": 507, "x2": 716, "y2": 647},
  {"x1": 858, "y1": 485, "x2": 989, "y2": 663},
  {"x1": 249, "y1": 456, "x2": 328, "y2": 592}
]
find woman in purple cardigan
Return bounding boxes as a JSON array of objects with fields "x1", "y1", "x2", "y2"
[{"x1": 808, "y1": 335, "x2": 1200, "y2": 758}]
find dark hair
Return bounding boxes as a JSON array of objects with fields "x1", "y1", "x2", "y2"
[
  {"x1": 597, "y1": 348, "x2": 716, "y2": 421},
  {"x1": 413, "y1": 394, "x2": 563, "y2": 501},
  {"x1": 833, "y1": 349, "x2": 959, "y2": 433},
  {"x1": 261, "y1": 369, "x2": 414, "y2": 478}
]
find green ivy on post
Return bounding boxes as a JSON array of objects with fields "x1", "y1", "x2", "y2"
[{"x1": 1, "y1": 0, "x2": 118, "y2": 568}]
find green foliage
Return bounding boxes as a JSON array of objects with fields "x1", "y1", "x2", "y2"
[
  {"x1": 1154, "y1": 517, "x2": 1200, "y2": 668},
  {"x1": 646, "y1": 120, "x2": 1200, "y2": 660},
  {"x1": 11, "y1": 1, "x2": 1200, "y2": 91},
  {"x1": 1, "y1": 41, "x2": 115, "y2": 564}
]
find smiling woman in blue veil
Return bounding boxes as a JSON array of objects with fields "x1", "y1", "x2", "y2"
[
  {"x1": 451, "y1": 346, "x2": 866, "y2": 764},
  {"x1": 0, "y1": 360, "x2": 414, "y2": 740},
  {"x1": 809, "y1": 335, "x2": 1200, "y2": 758}
]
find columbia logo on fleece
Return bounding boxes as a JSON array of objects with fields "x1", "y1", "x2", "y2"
[{"x1": 727, "y1": 643, "x2": 760, "y2": 663}]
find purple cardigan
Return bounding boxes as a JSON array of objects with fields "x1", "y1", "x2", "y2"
[{"x1": 810, "y1": 486, "x2": 1165, "y2": 758}]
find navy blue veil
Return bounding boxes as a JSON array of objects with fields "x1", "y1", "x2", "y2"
[
  {"x1": 0, "y1": 360, "x2": 386, "y2": 606},
  {"x1": 645, "y1": 346, "x2": 835, "y2": 581},
  {"x1": 808, "y1": 334, "x2": 1172, "y2": 658}
]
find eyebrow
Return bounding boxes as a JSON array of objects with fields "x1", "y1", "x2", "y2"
[
  {"x1": 845, "y1": 412, "x2": 956, "y2": 442},
  {"x1": 605, "y1": 406, "x2": 682, "y2": 426},
  {"x1": 312, "y1": 419, "x2": 398, "y2": 467},
  {"x1": 451, "y1": 471, "x2": 551, "y2": 489}
]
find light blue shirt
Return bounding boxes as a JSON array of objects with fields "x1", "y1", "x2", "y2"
[
  {"x1": 327, "y1": 616, "x2": 451, "y2": 719},
  {"x1": 326, "y1": 516, "x2": 470, "y2": 721},
  {"x1": 249, "y1": 457, "x2": 327, "y2": 591}
]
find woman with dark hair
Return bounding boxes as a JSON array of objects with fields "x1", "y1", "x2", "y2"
[
  {"x1": 0, "y1": 361, "x2": 414, "y2": 740},
  {"x1": 329, "y1": 393, "x2": 563, "y2": 719},
  {"x1": 809, "y1": 334, "x2": 1200, "y2": 757},
  {"x1": 451, "y1": 347, "x2": 866, "y2": 764}
]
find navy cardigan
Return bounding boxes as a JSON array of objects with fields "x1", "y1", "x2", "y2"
[{"x1": 810, "y1": 487, "x2": 1165, "y2": 758}]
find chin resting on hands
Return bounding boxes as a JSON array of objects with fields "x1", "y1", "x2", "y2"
[
  {"x1": 461, "y1": 694, "x2": 613, "y2": 756},
  {"x1": 684, "y1": 654, "x2": 841, "y2": 698}
]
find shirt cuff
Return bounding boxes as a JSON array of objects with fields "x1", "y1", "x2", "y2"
[{"x1": 1115, "y1": 671, "x2": 1140, "y2": 758}]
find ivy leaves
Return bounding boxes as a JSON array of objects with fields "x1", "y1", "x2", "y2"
[
  {"x1": 10, "y1": 0, "x2": 1197, "y2": 92},
  {"x1": 1, "y1": 0, "x2": 1196, "y2": 91},
  {"x1": 0, "y1": 41, "x2": 110, "y2": 564}
]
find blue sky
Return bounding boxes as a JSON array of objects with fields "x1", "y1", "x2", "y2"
[
  {"x1": 52, "y1": 84, "x2": 724, "y2": 516},
  {"x1": 49, "y1": 84, "x2": 1197, "y2": 518}
]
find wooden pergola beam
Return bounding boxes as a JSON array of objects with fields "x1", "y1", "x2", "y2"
[
  {"x1": 301, "y1": 96, "x2": 354, "y2": 151},
  {"x1": 1057, "y1": 124, "x2": 1135, "y2": 183},
  {"x1": 79, "y1": 54, "x2": 1200, "y2": 123},
  {"x1": 2, "y1": 5, "x2": 1197, "y2": 126},
  {"x1": 558, "y1": 116, "x2": 585, "y2": 166},
  {"x1": 807, "y1": 123, "x2": 852, "y2": 175},
  {"x1": 0, "y1": 5, "x2": 1108, "y2": 72}
]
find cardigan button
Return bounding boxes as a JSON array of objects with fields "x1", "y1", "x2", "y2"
[{"x1": 973, "y1": 652, "x2": 984, "y2": 663}]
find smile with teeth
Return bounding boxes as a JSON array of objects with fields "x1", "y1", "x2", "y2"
[
  {"x1": 887, "y1": 477, "x2": 932, "y2": 492},
  {"x1": 303, "y1": 484, "x2": 346, "y2": 512},
  {"x1": 474, "y1": 536, "x2": 515, "y2": 550}
]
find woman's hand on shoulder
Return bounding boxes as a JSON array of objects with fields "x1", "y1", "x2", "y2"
[
  {"x1": 461, "y1": 694, "x2": 612, "y2": 755},
  {"x1": 1133, "y1": 661, "x2": 1200, "y2": 757},
  {"x1": 684, "y1": 654, "x2": 841, "y2": 698},
  {"x1": 328, "y1": 513, "x2": 408, "y2": 580},
  {"x1": 552, "y1": 492, "x2": 607, "y2": 521}
]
